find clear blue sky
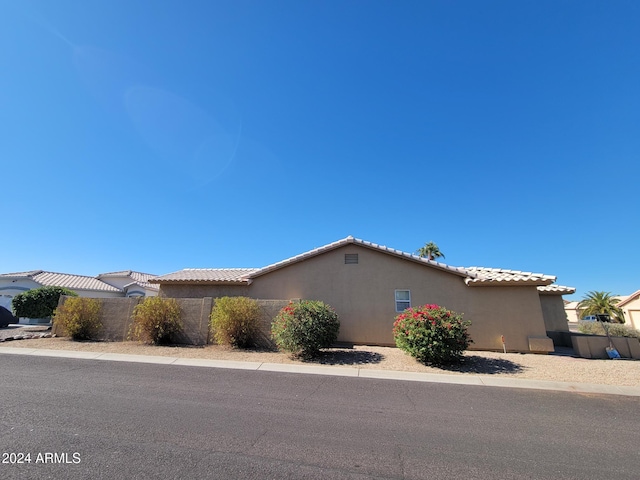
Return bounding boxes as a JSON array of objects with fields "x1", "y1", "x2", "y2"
[{"x1": 1, "y1": 0, "x2": 638, "y2": 301}]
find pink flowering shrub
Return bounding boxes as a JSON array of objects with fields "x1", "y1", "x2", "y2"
[
  {"x1": 393, "y1": 304, "x2": 471, "y2": 365},
  {"x1": 271, "y1": 300, "x2": 339, "y2": 358}
]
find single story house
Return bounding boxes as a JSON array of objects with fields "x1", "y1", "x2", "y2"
[
  {"x1": 618, "y1": 290, "x2": 640, "y2": 330},
  {"x1": 0, "y1": 270, "x2": 158, "y2": 322},
  {"x1": 565, "y1": 290, "x2": 639, "y2": 330},
  {"x1": 151, "y1": 236, "x2": 574, "y2": 353}
]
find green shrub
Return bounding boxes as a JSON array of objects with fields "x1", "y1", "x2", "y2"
[
  {"x1": 393, "y1": 304, "x2": 471, "y2": 365},
  {"x1": 12, "y1": 286, "x2": 78, "y2": 319},
  {"x1": 210, "y1": 296, "x2": 261, "y2": 348},
  {"x1": 130, "y1": 297, "x2": 183, "y2": 345},
  {"x1": 578, "y1": 321, "x2": 640, "y2": 338},
  {"x1": 271, "y1": 300, "x2": 340, "y2": 358},
  {"x1": 53, "y1": 297, "x2": 102, "y2": 341}
]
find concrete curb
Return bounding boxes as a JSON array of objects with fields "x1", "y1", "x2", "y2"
[{"x1": 1, "y1": 346, "x2": 639, "y2": 397}]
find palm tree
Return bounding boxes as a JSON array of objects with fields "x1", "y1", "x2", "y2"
[
  {"x1": 577, "y1": 291, "x2": 625, "y2": 324},
  {"x1": 416, "y1": 242, "x2": 445, "y2": 261}
]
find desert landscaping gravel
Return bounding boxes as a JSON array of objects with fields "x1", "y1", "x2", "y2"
[{"x1": 2, "y1": 328, "x2": 639, "y2": 387}]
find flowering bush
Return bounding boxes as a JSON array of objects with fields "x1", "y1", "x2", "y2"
[
  {"x1": 393, "y1": 304, "x2": 471, "y2": 365},
  {"x1": 53, "y1": 297, "x2": 102, "y2": 341},
  {"x1": 271, "y1": 300, "x2": 339, "y2": 358},
  {"x1": 210, "y1": 296, "x2": 261, "y2": 348},
  {"x1": 130, "y1": 297, "x2": 183, "y2": 345}
]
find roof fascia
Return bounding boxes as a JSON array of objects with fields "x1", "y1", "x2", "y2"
[
  {"x1": 247, "y1": 236, "x2": 472, "y2": 280},
  {"x1": 618, "y1": 290, "x2": 640, "y2": 307}
]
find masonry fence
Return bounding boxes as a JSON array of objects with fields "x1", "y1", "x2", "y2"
[{"x1": 53, "y1": 296, "x2": 290, "y2": 348}]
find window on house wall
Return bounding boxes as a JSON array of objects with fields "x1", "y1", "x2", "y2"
[
  {"x1": 344, "y1": 254, "x2": 359, "y2": 264},
  {"x1": 395, "y1": 290, "x2": 411, "y2": 312}
]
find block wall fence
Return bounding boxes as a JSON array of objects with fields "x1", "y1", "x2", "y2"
[{"x1": 53, "y1": 296, "x2": 290, "y2": 348}]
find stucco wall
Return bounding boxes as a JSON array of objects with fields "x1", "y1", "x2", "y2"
[
  {"x1": 539, "y1": 295, "x2": 570, "y2": 333},
  {"x1": 465, "y1": 285, "x2": 549, "y2": 352},
  {"x1": 247, "y1": 244, "x2": 550, "y2": 352},
  {"x1": 248, "y1": 245, "x2": 467, "y2": 346}
]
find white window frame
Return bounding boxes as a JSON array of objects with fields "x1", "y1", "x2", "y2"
[{"x1": 395, "y1": 289, "x2": 411, "y2": 312}]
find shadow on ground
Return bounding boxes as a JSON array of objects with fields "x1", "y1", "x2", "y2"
[
  {"x1": 440, "y1": 355, "x2": 524, "y2": 374},
  {"x1": 308, "y1": 349, "x2": 384, "y2": 366}
]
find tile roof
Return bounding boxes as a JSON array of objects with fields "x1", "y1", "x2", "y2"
[
  {"x1": 248, "y1": 236, "x2": 472, "y2": 279},
  {"x1": 463, "y1": 267, "x2": 556, "y2": 287},
  {"x1": 149, "y1": 268, "x2": 258, "y2": 284},
  {"x1": 97, "y1": 271, "x2": 160, "y2": 291},
  {"x1": 0, "y1": 270, "x2": 44, "y2": 278},
  {"x1": 148, "y1": 237, "x2": 573, "y2": 292},
  {"x1": 0, "y1": 270, "x2": 121, "y2": 292},
  {"x1": 537, "y1": 285, "x2": 577, "y2": 295}
]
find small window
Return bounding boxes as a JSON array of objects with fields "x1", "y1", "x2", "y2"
[
  {"x1": 344, "y1": 254, "x2": 359, "y2": 264},
  {"x1": 395, "y1": 290, "x2": 411, "y2": 312}
]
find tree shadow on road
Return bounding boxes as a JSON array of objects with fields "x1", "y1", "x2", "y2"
[{"x1": 439, "y1": 355, "x2": 524, "y2": 374}]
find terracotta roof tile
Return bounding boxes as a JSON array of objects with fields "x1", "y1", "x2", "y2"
[
  {"x1": 248, "y1": 236, "x2": 471, "y2": 279},
  {"x1": 464, "y1": 267, "x2": 556, "y2": 286},
  {"x1": 0, "y1": 270, "x2": 122, "y2": 292},
  {"x1": 98, "y1": 271, "x2": 159, "y2": 291},
  {"x1": 537, "y1": 285, "x2": 576, "y2": 295},
  {"x1": 150, "y1": 268, "x2": 258, "y2": 284}
]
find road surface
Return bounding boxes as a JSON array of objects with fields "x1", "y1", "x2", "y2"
[{"x1": 1, "y1": 354, "x2": 638, "y2": 479}]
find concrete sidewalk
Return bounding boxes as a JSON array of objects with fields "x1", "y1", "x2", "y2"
[{"x1": 1, "y1": 345, "x2": 639, "y2": 397}]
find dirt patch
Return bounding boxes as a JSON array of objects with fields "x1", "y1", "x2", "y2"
[{"x1": 2, "y1": 336, "x2": 640, "y2": 387}]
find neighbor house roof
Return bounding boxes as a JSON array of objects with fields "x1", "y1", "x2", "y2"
[
  {"x1": 617, "y1": 289, "x2": 640, "y2": 307},
  {"x1": 463, "y1": 267, "x2": 556, "y2": 287},
  {"x1": 149, "y1": 268, "x2": 259, "y2": 284},
  {"x1": 0, "y1": 270, "x2": 121, "y2": 292},
  {"x1": 97, "y1": 270, "x2": 160, "y2": 291},
  {"x1": 247, "y1": 236, "x2": 472, "y2": 279}
]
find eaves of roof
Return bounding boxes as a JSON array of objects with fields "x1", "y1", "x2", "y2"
[
  {"x1": 0, "y1": 270, "x2": 45, "y2": 279},
  {"x1": 537, "y1": 285, "x2": 577, "y2": 295},
  {"x1": 464, "y1": 267, "x2": 556, "y2": 287},
  {"x1": 247, "y1": 236, "x2": 472, "y2": 280},
  {"x1": 123, "y1": 281, "x2": 160, "y2": 291},
  {"x1": 617, "y1": 289, "x2": 640, "y2": 307},
  {"x1": 149, "y1": 268, "x2": 258, "y2": 284},
  {"x1": 33, "y1": 271, "x2": 122, "y2": 292}
]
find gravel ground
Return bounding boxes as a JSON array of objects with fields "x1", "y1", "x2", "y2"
[{"x1": 2, "y1": 327, "x2": 639, "y2": 387}]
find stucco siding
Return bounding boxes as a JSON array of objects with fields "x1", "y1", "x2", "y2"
[
  {"x1": 620, "y1": 296, "x2": 640, "y2": 330},
  {"x1": 539, "y1": 295, "x2": 569, "y2": 333},
  {"x1": 153, "y1": 244, "x2": 554, "y2": 352},
  {"x1": 248, "y1": 245, "x2": 550, "y2": 351},
  {"x1": 466, "y1": 286, "x2": 548, "y2": 352}
]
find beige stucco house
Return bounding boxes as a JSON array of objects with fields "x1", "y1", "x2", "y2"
[
  {"x1": 616, "y1": 290, "x2": 640, "y2": 330},
  {"x1": 0, "y1": 270, "x2": 159, "y2": 323},
  {"x1": 564, "y1": 290, "x2": 640, "y2": 329},
  {"x1": 151, "y1": 237, "x2": 574, "y2": 353}
]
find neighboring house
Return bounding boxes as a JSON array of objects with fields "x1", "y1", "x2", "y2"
[
  {"x1": 616, "y1": 290, "x2": 640, "y2": 330},
  {"x1": 151, "y1": 236, "x2": 574, "y2": 353},
  {"x1": 564, "y1": 291, "x2": 639, "y2": 330},
  {"x1": 0, "y1": 270, "x2": 159, "y2": 321},
  {"x1": 564, "y1": 300, "x2": 580, "y2": 324},
  {"x1": 96, "y1": 270, "x2": 160, "y2": 298}
]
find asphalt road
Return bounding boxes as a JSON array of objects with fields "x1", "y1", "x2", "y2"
[{"x1": 0, "y1": 355, "x2": 638, "y2": 480}]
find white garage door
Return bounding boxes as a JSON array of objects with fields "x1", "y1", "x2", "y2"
[{"x1": 0, "y1": 294, "x2": 13, "y2": 310}]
